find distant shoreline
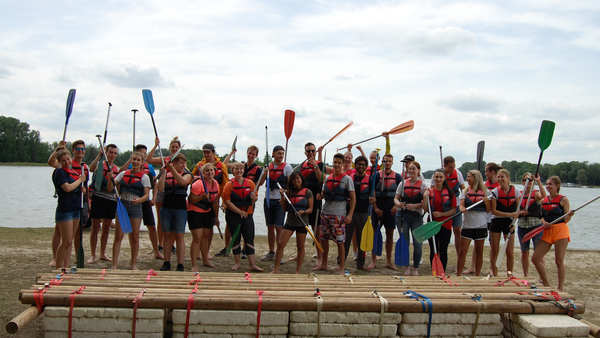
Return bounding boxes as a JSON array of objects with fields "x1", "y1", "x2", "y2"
[{"x1": 0, "y1": 162, "x2": 47, "y2": 166}]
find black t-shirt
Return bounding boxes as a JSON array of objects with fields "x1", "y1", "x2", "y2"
[{"x1": 53, "y1": 168, "x2": 82, "y2": 212}]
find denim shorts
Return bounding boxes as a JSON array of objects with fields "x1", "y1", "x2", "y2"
[
  {"x1": 264, "y1": 199, "x2": 285, "y2": 227},
  {"x1": 518, "y1": 224, "x2": 543, "y2": 251},
  {"x1": 55, "y1": 209, "x2": 80, "y2": 223},
  {"x1": 160, "y1": 208, "x2": 188, "y2": 233},
  {"x1": 121, "y1": 199, "x2": 143, "y2": 219}
]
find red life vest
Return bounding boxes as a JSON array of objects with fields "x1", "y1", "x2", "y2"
[
  {"x1": 485, "y1": 180, "x2": 500, "y2": 192},
  {"x1": 519, "y1": 189, "x2": 542, "y2": 218},
  {"x1": 402, "y1": 179, "x2": 423, "y2": 205},
  {"x1": 375, "y1": 170, "x2": 399, "y2": 198},
  {"x1": 541, "y1": 195, "x2": 565, "y2": 223},
  {"x1": 196, "y1": 160, "x2": 225, "y2": 184},
  {"x1": 164, "y1": 171, "x2": 189, "y2": 195},
  {"x1": 268, "y1": 162, "x2": 288, "y2": 191},
  {"x1": 445, "y1": 169, "x2": 461, "y2": 197},
  {"x1": 191, "y1": 179, "x2": 220, "y2": 211},
  {"x1": 429, "y1": 187, "x2": 454, "y2": 229},
  {"x1": 288, "y1": 188, "x2": 309, "y2": 211},
  {"x1": 495, "y1": 186, "x2": 517, "y2": 213},
  {"x1": 350, "y1": 173, "x2": 371, "y2": 200},
  {"x1": 230, "y1": 179, "x2": 253, "y2": 208},
  {"x1": 96, "y1": 162, "x2": 119, "y2": 191},
  {"x1": 244, "y1": 163, "x2": 261, "y2": 184},
  {"x1": 323, "y1": 173, "x2": 348, "y2": 202},
  {"x1": 465, "y1": 187, "x2": 486, "y2": 212},
  {"x1": 71, "y1": 159, "x2": 89, "y2": 177},
  {"x1": 301, "y1": 161, "x2": 323, "y2": 191},
  {"x1": 119, "y1": 170, "x2": 146, "y2": 197}
]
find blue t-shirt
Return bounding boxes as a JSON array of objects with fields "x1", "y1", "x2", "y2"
[{"x1": 53, "y1": 168, "x2": 82, "y2": 212}]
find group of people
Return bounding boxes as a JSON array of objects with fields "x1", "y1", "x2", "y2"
[{"x1": 49, "y1": 135, "x2": 574, "y2": 291}]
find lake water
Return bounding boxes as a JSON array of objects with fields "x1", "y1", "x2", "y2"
[{"x1": 1, "y1": 166, "x2": 598, "y2": 250}]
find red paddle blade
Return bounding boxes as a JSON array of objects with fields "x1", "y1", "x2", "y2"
[
  {"x1": 284, "y1": 110, "x2": 295, "y2": 139},
  {"x1": 432, "y1": 254, "x2": 445, "y2": 277},
  {"x1": 389, "y1": 120, "x2": 414, "y2": 135},
  {"x1": 328, "y1": 121, "x2": 353, "y2": 143}
]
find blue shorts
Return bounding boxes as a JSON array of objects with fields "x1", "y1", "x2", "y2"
[
  {"x1": 56, "y1": 209, "x2": 80, "y2": 223},
  {"x1": 452, "y1": 211, "x2": 462, "y2": 227},
  {"x1": 121, "y1": 199, "x2": 143, "y2": 219},
  {"x1": 518, "y1": 225, "x2": 543, "y2": 252},
  {"x1": 264, "y1": 199, "x2": 285, "y2": 227},
  {"x1": 160, "y1": 208, "x2": 187, "y2": 234}
]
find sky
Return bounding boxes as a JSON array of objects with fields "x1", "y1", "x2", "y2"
[{"x1": 1, "y1": 0, "x2": 598, "y2": 171}]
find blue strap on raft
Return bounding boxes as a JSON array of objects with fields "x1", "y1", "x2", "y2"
[{"x1": 404, "y1": 290, "x2": 433, "y2": 338}]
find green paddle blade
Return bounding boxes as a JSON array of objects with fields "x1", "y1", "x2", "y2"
[
  {"x1": 413, "y1": 220, "x2": 443, "y2": 243},
  {"x1": 93, "y1": 160, "x2": 103, "y2": 191},
  {"x1": 538, "y1": 120, "x2": 555, "y2": 151},
  {"x1": 226, "y1": 223, "x2": 242, "y2": 254},
  {"x1": 360, "y1": 216, "x2": 374, "y2": 252},
  {"x1": 142, "y1": 89, "x2": 155, "y2": 115}
]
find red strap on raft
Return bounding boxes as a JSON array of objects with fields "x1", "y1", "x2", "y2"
[
  {"x1": 245, "y1": 272, "x2": 252, "y2": 283},
  {"x1": 34, "y1": 288, "x2": 47, "y2": 312},
  {"x1": 101, "y1": 269, "x2": 106, "y2": 280},
  {"x1": 516, "y1": 291, "x2": 562, "y2": 301},
  {"x1": 495, "y1": 275, "x2": 529, "y2": 287},
  {"x1": 132, "y1": 289, "x2": 146, "y2": 338},
  {"x1": 146, "y1": 269, "x2": 157, "y2": 281},
  {"x1": 68, "y1": 286, "x2": 86, "y2": 338},
  {"x1": 256, "y1": 290, "x2": 265, "y2": 338},
  {"x1": 438, "y1": 275, "x2": 459, "y2": 286},
  {"x1": 184, "y1": 273, "x2": 201, "y2": 338},
  {"x1": 50, "y1": 279, "x2": 62, "y2": 285}
]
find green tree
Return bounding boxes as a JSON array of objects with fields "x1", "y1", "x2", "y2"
[
  {"x1": 0, "y1": 116, "x2": 53, "y2": 163},
  {"x1": 576, "y1": 168, "x2": 588, "y2": 186}
]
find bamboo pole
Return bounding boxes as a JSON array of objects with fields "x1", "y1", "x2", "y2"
[
  {"x1": 579, "y1": 319, "x2": 600, "y2": 338},
  {"x1": 5, "y1": 306, "x2": 41, "y2": 334}
]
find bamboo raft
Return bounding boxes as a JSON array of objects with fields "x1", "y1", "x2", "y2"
[{"x1": 7, "y1": 268, "x2": 593, "y2": 335}]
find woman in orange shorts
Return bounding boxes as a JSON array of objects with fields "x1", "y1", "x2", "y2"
[{"x1": 531, "y1": 176, "x2": 574, "y2": 291}]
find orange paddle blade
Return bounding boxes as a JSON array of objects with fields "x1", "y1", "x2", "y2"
[
  {"x1": 306, "y1": 226, "x2": 324, "y2": 253},
  {"x1": 389, "y1": 120, "x2": 414, "y2": 135},
  {"x1": 284, "y1": 110, "x2": 295, "y2": 139},
  {"x1": 432, "y1": 254, "x2": 445, "y2": 277},
  {"x1": 325, "y1": 121, "x2": 353, "y2": 145}
]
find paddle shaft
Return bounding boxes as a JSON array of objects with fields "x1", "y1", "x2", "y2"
[
  {"x1": 102, "y1": 103, "x2": 112, "y2": 146},
  {"x1": 276, "y1": 182, "x2": 323, "y2": 252},
  {"x1": 132, "y1": 109, "x2": 137, "y2": 152},
  {"x1": 495, "y1": 179, "x2": 529, "y2": 268},
  {"x1": 439, "y1": 146, "x2": 443, "y2": 168},
  {"x1": 343, "y1": 120, "x2": 414, "y2": 149},
  {"x1": 77, "y1": 161, "x2": 85, "y2": 268},
  {"x1": 149, "y1": 115, "x2": 165, "y2": 166}
]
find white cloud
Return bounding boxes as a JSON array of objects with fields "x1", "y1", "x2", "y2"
[{"x1": 436, "y1": 89, "x2": 503, "y2": 112}]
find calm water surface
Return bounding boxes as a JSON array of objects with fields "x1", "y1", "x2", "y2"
[{"x1": 1, "y1": 166, "x2": 598, "y2": 250}]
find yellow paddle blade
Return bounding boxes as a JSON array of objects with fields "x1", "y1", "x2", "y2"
[{"x1": 360, "y1": 217, "x2": 374, "y2": 252}]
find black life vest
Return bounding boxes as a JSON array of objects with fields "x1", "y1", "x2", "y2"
[
  {"x1": 495, "y1": 186, "x2": 518, "y2": 213},
  {"x1": 119, "y1": 170, "x2": 146, "y2": 197},
  {"x1": 464, "y1": 187, "x2": 487, "y2": 212},
  {"x1": 244, "y1": 163, "x2": 261, "y2": 184},
  {"x1": 350, "y1": 173, "x2": 371, "y2": 200},
  {"x1": 288, "y1": 188, "x2": 309, "y2": 211},
  {"x1": 164, "y1": 171, "x2": 189, "y2": 195},
  {"x1": 375, "y1": 170, "x2": 399, "y2": 198},
  {"x1": 191, "y1": 179, "x2": 220, "y2": 211},
  {"x1": 519, "y1": 189, "x2": 542, "y2": 218},
  {"x1": 323, "y1": 173, "x2": 349, "y2": 202},
  {"x1": 541, "y1": 195, "x2": 565, "y2": 223},
  {"x1": 301, "y1": 161, "x2": 323, "y2": 190},
  {"x1": 230, "y1": 179, "x2": 253, "y2": 208}
]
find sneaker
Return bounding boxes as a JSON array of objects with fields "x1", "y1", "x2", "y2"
[
  {"x1": 160, "y1": 261, "x2": 171, "y2": 271},
  {"x1": 215, "y1": 247, "x2": 228, "y2": 257},
  {"x1": 280, "y1": 259, "x2": 285, "y2": 265},
  {"x1": 158, "y1": 245, "x2": 163, "y2": 252},
  {"x1": 171, "y1": 246, "x2": 176, "y2": 254},
  {"x1": 176, "y1": 263, "x2": 184, "y2": 271},
  {"x1": 261, "y1": 251, "x2": 275, "y2": 261},
  {"x1": 352, "y1": 252, "x2": 358, "y2": 261},
  {"x1": 241, "y1": 249, "x2": 247, "y2": 259}
]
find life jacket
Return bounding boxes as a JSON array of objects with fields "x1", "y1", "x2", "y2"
[
  {"x1": 541, "y1": 195, "x2": 565, "y2": 223},
  {"x1": 464, "y1": 187, "x2": 487, "y2": 212},
  {"x1": 195, "y1": 160, "x2": 225, "y2": 184},
  {"x1": 323, "y1": 173, "x2": 349, "y2": 202},
  {"x1": 485, "y1": 180, "x2": 500, "y2": 192},
  {"x1": 429, "y1": 187, "x2": 453, "y2": 227},
  {"x1": 350, "y1": 173, "x2": 371, "y2": 200},
  {"x1": 288, "y1": 188, "x2": 309, "y2": 211},
  {"x1": 268, "y1": 162, "x2": 288, "y2": 191},
  {"x1": 519, "y1": 189, "x2": 542, "y2": 218},
  {"x1": 118, "y1": 170, "x2": 146, "y2": 197},
  {"x1": 301, "y1": 161, "x2": 323, "y2": 190},
  {"x1": 94, "y1": 162, "x2": 119, "y2": 191},
  {"x1": 191, "y1": 179, "x2": 219, "y2": 211},
  {"x1": 164, "y1": 171, "x2": 189, "y2": 195},
  {"x1": 375, "y1": 170, "x2": 398, "y2": 198},
  {"x1": 230, "y1": 179, "x2": 253, "y2": 208},
  {"x1": 141, "y1": 162, "x2": 154, "y2": 178},
  {"x1": 63, "y1": 168, "x2": 82, "y2": 192},
  {"x1": 71, "y1": 159, "x2": 89, "y2": 177},
  {"x1": 244, "y1": 163, "x2": 261, "y2": 184},
  {"x1": 445, "y1": 169, "x2": 461, "y2": 197},
  {"x1": 402, "y1": 179, "x2": 424, "y2": 205},
  {"x1": 495, "y1": 186, "x2": 518, "y2": 213}
]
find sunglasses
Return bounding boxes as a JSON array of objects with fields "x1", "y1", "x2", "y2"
[
  {"x1": 306, "y1": 149, "x2": 316, "y2": 153},
  {"x1": 75, "y1": 147, "x2": 85, "y2": 151}
]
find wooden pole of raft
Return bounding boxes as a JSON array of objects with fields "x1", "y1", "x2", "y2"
[
  {"x1": 5, "y1": 306, "x2": 41, "y2": 334},
  {"x1": 579, "y1": 319, "x2": 600, "y2": 338}
]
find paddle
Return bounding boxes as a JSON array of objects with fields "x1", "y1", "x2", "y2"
[
  {"x1": 426, "y1": 198, "x2": 444, "y2": 277},
  {"x1": 495, "y1": 179, "x2": 529, "y2": 269},
  {"x1": 142, "y1": 89, "x2": 165, "y2": 166},
  {"x1": 523, "y1": 194, "x2": 600, "y2": 243},
  {"x1": 231, "y1": 135, "x2": 238, "y2": 162},
  {"x1": 96, "y1": 135, "x2": 132, "y2": 234},
  {"x1": 341, "y1": 120, "x2": 414, "y2": 150},
  {"x1": 277, "y1": 182, "x2": 324, "y2": 252},
  {"x1": 155, "y1": 145, "x2": 185, "y2": 181},
  {"x1": 373, "y1": 153, "x2": 386, "y2": 257},
  {"x1": 284, "y1": 110, "x2": 295, "y2": 163},
  {"x1": 62, "y1": 89, "x2": 76, "y2": 142},
  {"x1": 199, "y1": 170, "x2": 223, "y2": 240},
  {"x1": 534, "y1": 120, "x2": 556, "y2": 175},
  {"x1": 413, "y1": 200, "x2": 485, "y2": 243},
  {"x1": 395, "y1": 160, "x2": 409, "y2": 266},
  {"x1": 439, "y1": 146, "x2": 443, "y2": 168},
  {"x1": 265, "y1": 126, "x2": 270, "y2": 207},
  {"x1": 94, "y1": 102, "x2": 112, "y2": 191},
  {"x1": 77, "y1": 160, "x2": 85, "y2": 269},
  {"x1": 360, "y1": 151, "x2": 379, "y2": 252},
  {"x1": 312, "y1": 149, "x2": 326, "y2": 248},
  {"x1": 132, "y1": 109, "x2": 138, "y2": 152},
  {"x1": 226, "y1": 175, "x2": 263, "y2": 254},
  {"x1": 293, "y1": 122, "x2": 354, "y2": 171},
  {"x1": 476, "y1": 140, "x2": 485, "y2": 172}
]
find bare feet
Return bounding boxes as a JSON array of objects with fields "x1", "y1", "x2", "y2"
[
  {"x1": 49, "y1": 259, "x2": 56, "y2": 267},
  {"x1": 404, "y1": 267, "x2": 411, "y2": 276},
  {"x1": 131, "y1": 265, "x2": 139, "y2": 271},
  {"x1": 154, "y1": 252, "x2": 164, "y2": 260},
  {"x1": 385, "y1": 263, "x2": 398, "y2": 271},
  {"x1": 203, "y1": 262, "x2": 216, "y2": 268},
  {"x1": 191, "y1": 266, "x2": 198, "y2": 272},
  {"x1": 333, "y1": 266, "x2": 341, "y2": 272},
  {"x1": 231, "y1": 264, "x2": 241, "y2": 271},
  {"x1": 99, "y1": 255, "x2": 112, "y2": 262},
  {"x1": 207, "y1": 254, "x2": 213, "y2": 260},
  {"x1": 270, "y1": 269, "x2": 279, "y2": 274},
  {"x1": 249, "y1": 265, "x2": 264, "y2": 272},
  {"x1": 111, "y1": 265, "x2": 118, "y2": 270},
  {"x1": 368, "y1": 262, "x2": 376, "y2": 270},
  {"x1": 312, "y1": 264, "x2": 328, "y2": 271},
  {"x1": 463, "y1": 266, "x2": 475, "y2": 274},
  {"x1": 288, "y1": 253, "x2": 298, "y2": 261},
  {"x1": 357, "y1": 266, "x2": 371, "y2": 271},
  {"x1": 412, "y1": 268, "x2": 419, "y2": 276},
  {"x1": 86, "y1": 256, "x2": 96, "y2": 264}
]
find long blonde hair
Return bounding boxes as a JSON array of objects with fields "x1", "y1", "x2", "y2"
[{"x1": 464, "y1": 170, "x2": 486, "y2": 195}]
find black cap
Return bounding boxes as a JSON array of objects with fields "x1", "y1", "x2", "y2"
[
  {"x1": 202, "y1": 143, "x2": 215, "y2": 151},
  {"x1": 401, "y1": 154, "x2": 415, "y2": 163},
  {"x1": 273, "y1": 145, "x2": 285, "y2": 153}
]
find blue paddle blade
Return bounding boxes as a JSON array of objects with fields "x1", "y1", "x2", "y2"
[
  {"x1": 116, "y1": 197, "x2": 132, "y2": 233},
  {"x1": 142, "y1": 89, "x2": 155, "y2": 115},
  {"x1": 373, "y1": 222, "x2": 383, "y2": 256},
  {"x1": 395, "y1": 233, "x2": 409, "y2": 266},
  {"x1": 65, "y1": 89, "x2": 76, "y2": 122}
]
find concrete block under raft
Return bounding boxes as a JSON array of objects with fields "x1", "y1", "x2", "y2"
[
  {"x1": 290, "y1": 311, "x2": 402, "y2": 324},
  {"x1": 500, "y1": 313, "x2": 589, "y2": 338},
  {"x1": 399, "y1": 322, "x2": 504, "y2": 336},
  {"x1": 402, "y1": 312, "x2": 500, "y2": 324},
  {"x1": 289, "y1": 322, "x2": 399, "y2": 337},
  {"x1": 171, "y1": 309, "x2": 289, "y2": 326}
]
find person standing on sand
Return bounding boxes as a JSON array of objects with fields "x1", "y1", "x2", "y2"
[
  {"x1": 344, "y1": 156, "x2": 372, "y2": 271},
  {"x1": 370, "y1": 154, "x2": 401, "y2": 270},
  {"x1": 87, "y1": 144, "x2": 119, "y2": 264},
  {"x1": 119, "y1": 144, "x2": 163, "y2": 260},
  {"x1": 187, "y1": 164, "x2": 220, "y2": 271},
  {"x1": 147, "y1": 136, "x2": 181, "y2": 253},
  {"x1": 298, "y1": 142, "x2": 325, "y2": 264},
  {"x1": 517, "y1": 173, "x2": 546, "y2": 277},
  {"x1": 47, "y1": 140, "x2": 89, "y2": 267},
  {"x1": 532, "y1": 176, "x2": 574, "y2": 292},
  {"x1": 222, "y1": 162, "x2": 262, "y2": 272},
  {"x1": 314, "y1": 153, "x2": 356, "y2": 275},
  {"x1": 52, "y1": 149, "x2": 86, "y2": 269},
  {"x1": 157, "y1": 153, "x2": 192, "y2": 271},
  {"x1": 439, "y1": 156, "x2": 466, "y2": 261},
  {"x1": 272, "y1": 172, "x2": 314, "y2": 274},
  {"x1": 109, "y1": 152, "x2": 151, "y2": 270}
]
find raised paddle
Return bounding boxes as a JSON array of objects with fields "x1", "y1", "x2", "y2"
[
  {"x1": 523, "y1": 194, "x2": 600, "y2": 243},
  {"x1": 360, "y1": 150, "x2": 379, "y2": 252},
  {"x1": 413, "y1": 200, "x2": 485, "y2": 243},
  {"x1": 96, "y1": 135, "x2": 132, "y2": 234},
  {"x1": 395, "y1": 159, "x2": 409, "y2": 267},
  {"x1": 94, "y1": 102, "x2": 113, "y2": 191},
  {"x1": 495, "y1": 179, "x2": 529, "y2": 269},
  {"x1": 155, "y1": 145, "x2": 185, "y2": 181},
  {"x1": 142, "y1": 89, "x2": 165, "y2": 166},
  {"x1": 341, "y1": 120, "x2": 414, "y2": 150},
  {"x1": 322, "y1": 121, "x2": 354, "y2": 148},
  {"x1": 62, "y1": 89, "x2": 76, "y2": 142},
  {"x1": 199, "y1": 170, "x2": 223, "y2": 240},
  {"x1": 534, "y1": 120, "x2": 556, "y2": 175},
  {"x1": 439, "y1": 146, "x2": 443, "y2": 169},
  {"x1": 284, "y1": 110, "x2": 295, "y2": 163},
  {"x1": 476, "y1": 140, "x2": 485, "y2": 172},
  {"x1": 231, "y1": 135, "x2": 238, "y2": 162},
  {"x1": 265, "y1": 126, "x2": 270, "y2": 207},
  {"x1": 277, "y1": 182, "x2": 324, "y2": 253},
  {"x1": 77, "y1": 160, "x2": 85, "y2": 268},
  {"x1": 132, "y1": 109, "x2": 138, "y2": 152},
  {"x1": 426, "y1": 197, "x2": 444, "y2": 277},
  {"x1": 373, "y1": 155, "x2": 386, "y2": 257}
]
